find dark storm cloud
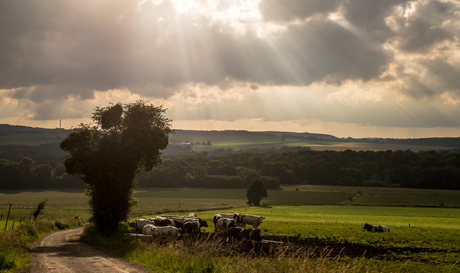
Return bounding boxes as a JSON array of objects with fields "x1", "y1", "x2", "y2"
[
  {"x1": 11, "y1": 85, "x2": 95, "y2": 102},
  {"x1": 421, "y1": 58, "x2": 460, "y2": 93},
  {"x1": 341, "y1": 0, "x2": 412, "y2": 42},
  {"x1": 394, "y1": 1, "x2": 457, "y2": 53},
  {"x1": 0, "y1": 0, "x2": 390, "y2": 102},
  {"x1": 0, "y1": 0, "x2": 458, "y2": 109}
]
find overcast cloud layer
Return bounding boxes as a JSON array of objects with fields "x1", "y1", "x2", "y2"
[{"x1": 0, "y1": 0, "x2": 459, "y2": 138}]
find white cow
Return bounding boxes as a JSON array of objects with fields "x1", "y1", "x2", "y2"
[
  {"x1": 212, "y1": 213, "x2": 242, "y2": 230},
  {"x1": 143, "y1": 224, "x2": 179, "y2": 243},
  {"x1": 241, "y1": 214, "x2": 264, "y2": 229},
  {"x1": 135, "y1": 218, "x2": 155, "y2": 233},
  {"x1": 215, "y1": 218, "x2": 236, "y2": 233}
]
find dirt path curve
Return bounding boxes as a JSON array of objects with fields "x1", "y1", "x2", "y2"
[{"x1": 29, "y1": 226, "x2": 150, "y2": 273}]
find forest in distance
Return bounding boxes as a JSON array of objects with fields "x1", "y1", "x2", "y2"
[
  {"x1": 1, "y1": 124, "x2": 460, "y2": 191},
  {"x1": 2, "y1": 146, "x2": 460, "y2": 191}
]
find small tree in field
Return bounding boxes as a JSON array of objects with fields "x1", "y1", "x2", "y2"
[
  {"x1": 246, "y1": 179, "x2": 268, "y2": 206},
  {"x1": 32, "y1": 198, "x2": 48, "y2": 220},
  {"x1": 60, "y1": 101, "x2": 172, "y2": 235}
]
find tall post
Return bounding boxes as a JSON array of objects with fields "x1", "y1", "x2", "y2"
[{"x1": 4, "y1": 203, "x2": 12, "y2": 231}]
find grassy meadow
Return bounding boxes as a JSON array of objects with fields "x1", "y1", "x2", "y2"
[
  {"x1": 1, "y1": 186, "x2": 460, "y2": 272},
  {"x1": 192, "y1": 139, "x2": 342, "y2": 152}
]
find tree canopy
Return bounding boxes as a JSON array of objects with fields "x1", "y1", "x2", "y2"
[
  {"x1": 246, "y1": 179, "x2": 268, "y2": 206},
  {"x1": 60, "y1": 101, "x2": 172, "y2": 235}
]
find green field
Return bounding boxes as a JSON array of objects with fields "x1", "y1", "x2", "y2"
[
  {"x1": 354, "y1": 194, "x2": 460, "y2": 206},
  {"x1": 2, "y1": 187, "x2": 460, "y2": 272},
  {"x1": 2, "y1": 187, "x2": 460, "y2": 215},
  {"x1": 192, "y1": 139, "x2": 342, "y2": 152}
]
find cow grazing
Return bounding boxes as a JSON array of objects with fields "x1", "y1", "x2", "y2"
[
  {"x1": 143, "y1": 224, "x2": 179, "y2": 243},
  {"x1": 363, "y1": 223, "x2": 390, "y2": 232},
  {"x1": 171, "y1": 218, "x2": 185, "y2": 229},
  {"x1": 238, "y1": 228, "x2": 253, "y2": 241},
  {"x1": 135, "y1": 218, "x2": 155, "y2": 233},
  {"x1": 227, "y1": 227, "x2": 243, "y2": 243},
  {"x1": 198, "y1": 218, "x2": 208, "y2": 228},
  {"x1": 182, "y1": 220, "x2": 201, "y2": 234},
  {"x1": 241, "y1": 214, "x2": 264, "y2": 228},
  {"x1": 215, "y1": 218, "x2": 236, "y2": 233},
  {"x1": 156, "y1": 219, "x2": 174, "y2": 226},
  {"x1": 149, "y1": 216, "x2": 173, "y2": 226},
  {"x1": 212, "y1": 213, "x2": 242, "y2": 231},
  {"x1": 238, "y1": 228, "x2": 266, "y2": 251},
  {"x1": 249, "y1": 228, "x2": 266, "y2": 250}
]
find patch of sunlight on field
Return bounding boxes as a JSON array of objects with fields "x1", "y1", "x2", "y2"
[
  {"x1": 354, "y1": 194, "x2": 460, "y2": 206},
  {"x1": 282, "y1": 185, "x2": 460, "y2": 196},
  {"x1": 191, "y1": 139, "x2": 343, "y2": 151},
  {"x1": 199, "y1": 206, "x2": 460, "y2": 230}
]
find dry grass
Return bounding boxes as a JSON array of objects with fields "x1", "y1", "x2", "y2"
[{"x1": 122, "y1": 232, "x2": 413, "y2": 273}]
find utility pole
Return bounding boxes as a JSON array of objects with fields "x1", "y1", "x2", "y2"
[{"x1": 4, "y1": 203, "x2": 12, "y2": 231}]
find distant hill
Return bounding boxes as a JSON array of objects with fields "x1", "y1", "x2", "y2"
[
  {"x1": 0, "y1": 124, "x2": 459, "y2": 159},
  {"x1": 0, "y1": 124, "x2": 67, "y2": 135},
  {"x1": 169, "y1": 129, "x2": 337, "y2": 144}
]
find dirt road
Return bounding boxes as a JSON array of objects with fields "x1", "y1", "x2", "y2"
[{"x1": 29, "y1": 226, "x2": 150, "y2": 273}]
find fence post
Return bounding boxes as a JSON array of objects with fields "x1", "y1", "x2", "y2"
[{"x1": 4, "y1": 203, "x2": 12, "y2": 231}]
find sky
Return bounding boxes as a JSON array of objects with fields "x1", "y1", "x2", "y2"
[{"x1": 0, "y1": 0, "x2": 459, "y2": 138}]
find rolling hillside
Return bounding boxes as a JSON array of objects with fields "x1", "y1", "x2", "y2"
[{"x1": 0, "y1": 124, "x2": 458, "y2": 156}]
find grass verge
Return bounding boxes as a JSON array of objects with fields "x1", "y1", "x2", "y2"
[{"x1": 0, "y1": 217, "x2": 83, "y2": 272}]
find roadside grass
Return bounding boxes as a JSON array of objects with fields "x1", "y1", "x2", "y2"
[{"x1": 0, "y1": 217, "x2": 83, "y2": 272}]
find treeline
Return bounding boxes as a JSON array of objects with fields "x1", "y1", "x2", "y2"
[
  {"x1": 137, "y1": 149, "x2": 460, "y2": 190},
  {"x1": 1, "y1": 149, "x2": 460, "y2": 190},
  {"x1": 0, "y1": 157, "x2": 83, "y2": 189}
]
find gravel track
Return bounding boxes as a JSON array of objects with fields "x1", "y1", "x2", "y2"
[{"x1": 29, "y1": 227, "x2": 150, "y2": 273}]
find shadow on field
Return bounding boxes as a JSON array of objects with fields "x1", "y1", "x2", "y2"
[{"x1": 183, "y1": 232, "x2": 456, "y2": 262}]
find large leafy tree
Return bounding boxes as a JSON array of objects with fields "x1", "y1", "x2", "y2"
[
  {"x1": 246, "y1": 179, "x2": 267, "y2": 206},
  {"x1": 60, "y1": 101, "x2": 172, "y2": 235}
]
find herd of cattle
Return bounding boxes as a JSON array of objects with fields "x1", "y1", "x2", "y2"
[
  {"x1": 130, "y1": 213, "x2": 389, "y2": 251},
  {"x1": 133, "y1": 212, "x2": 267, "y2": 250}
]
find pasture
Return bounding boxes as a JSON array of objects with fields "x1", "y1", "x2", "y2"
[
  {"x1": 123, "y1": 206, "x2": 460, "y2": 272},
  {"x1": 192, "y1": 139, "x2": 341, "y2": 152},
  {"x1": 1, "y1": 187, "x2": 460, "y2": 272},
  {"x1": 354, "y1": 194, "x2": 460, "y2": 206}
]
